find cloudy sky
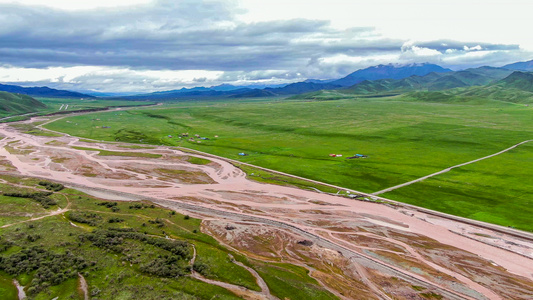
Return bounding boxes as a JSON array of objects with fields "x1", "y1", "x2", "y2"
[{"x1": 0, "y1": 0, "x2": 532, "y2": 93}]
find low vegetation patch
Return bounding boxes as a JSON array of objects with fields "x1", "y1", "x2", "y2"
[
  {"x1": 0, "y1": 246, "x2": 88, "y2": 296},
  {"x1": 0, "y1": 176, "x2": 341, "y2": 299},
  {"x1": 186, "y1": 156, "x2": 211, "y2": 165},
  {"x1": 2, "y1": 191, "x2": 57, "y2": 209},
  {"x1": 72, "y1": 146, "x2": 163, "y2": 158},
  {"x1": 38, "y1": 181, "x2": 64, "y2": 191}
]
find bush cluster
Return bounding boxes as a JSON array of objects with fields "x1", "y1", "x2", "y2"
[
  {"x1": 26, "y1": 234, "x2": 42, "y2": 242},
  {"x1": 0, "y1": 246, "x2": 87, "y2": 295},
  {"x1": 79, "y1": 229, "x2": 191, "y2": 278},
  {"x1": 80, "y1": 229, "x2": 190, "y2": 259},
  {"x1": 3, "y1": 191, "x2": 57, "y2": 208},
  {"x1": 192, "y1": 261, "x2": 210, "y2": 277},
  {"x1": 96, "y1": 201, "x2": 120, "y2": 212},
  {"x1": 140, "y1": 255, "x2": 188, "y2": 278},
  {"x1": 129, "y1": 203, "x2": 155, "y2": 210},
  {"x1": 148, "y1": 218, "x2": 165, "y2": 228},
  {"x1": 38, "y1": 181, "x2": 64, "y2": 192},
  {"x1": 0, "y1": 237, "x2": 12, "y2": 252},
  {"x1": 108, "y1": 217, "x2": 124, "y2": 223},
  {"x1": 68, "y1": 212, "x2": 102, "y2": 226}
]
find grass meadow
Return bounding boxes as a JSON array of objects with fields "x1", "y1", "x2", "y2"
[
  {"x1": 37, "y1": 97, "x2": 155, "y2": 112},
  {"x1": 44, "y1": 97, "x2": 533, "y2": 230}
]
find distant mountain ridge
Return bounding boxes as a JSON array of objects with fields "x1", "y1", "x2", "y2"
[
  {"x1": 329, "y1": 63, "x2": 453, "y2": 87},
  {"x1": 503, "y1": 59, "x2": 533, "y2": 71},
  {"x1": 0, "y1": 83, "x2": 94, "y2": 99},
  {"x1": 4, "y1": 60, "x2": 533, "y2": 101},
  {"x1": 124, "y1": 81, "x2": 342, "y2": 100},
  {"x1": 123, "y1": 64, "x2": 452, "y2": 100},
  {"x1": 340, "y1": 67, "x2": 514, "y2": 95}
]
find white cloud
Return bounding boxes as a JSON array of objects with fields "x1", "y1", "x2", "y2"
[
  {"x1": 238, "y1": 0, "x2": 533, "y2": 50},
  {"x1": 464, "y1": 45, "x2": 483, "y2": 51},
  {"x1": 0, "y1": 0, "x2": 153, "y2": 10}
]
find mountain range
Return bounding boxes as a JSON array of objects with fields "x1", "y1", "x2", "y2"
[
  {"x1": 1, "y1": 59, "x2": 533, "y2": 100},
  {"x1": 340, "y1": 66, "x2": 515, "y2": 95},
  {"x1": 120, "y1": 63, "x2": 453, "y2": 100},
  {"x1": 329, "y1": 63, "x2": 452, "y2": 87},
  {"x1": 0, "y1": 83, "x2": 94, "y2": 99},
  {"x1": 502, "y1": 60, "x2": 533, "y2": 71}
]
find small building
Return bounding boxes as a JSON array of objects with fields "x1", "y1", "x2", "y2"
[
  {"x1": 238, "y1": 153, "x2": 247, "y2": 156},
  {"x1": 168, "y1": 135, "x2": 173, "y2": 138},
  {"x1": 329, "y1": 154, "x2": 337, "y2": 157}
]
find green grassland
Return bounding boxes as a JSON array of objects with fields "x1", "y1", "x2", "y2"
[
  {"x1": 36, "y1": 97, "x2": 155, "y2": 112},
  {"x1": 0, "y1": 95, "x2": 156, "y2": 122},
  {"x1": 0, "y1": 176, "x2": 336, "y2": 299},
  {"x1": 71, "y1": 146, "x2": 163, "y2": 158},
  {"x1": 383, "y1": 142, "x2": 533, "y2": 231},
  {"x1": 43, "y1": 96, "x2": 533, "y2": 230}
]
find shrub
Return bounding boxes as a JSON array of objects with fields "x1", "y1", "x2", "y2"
[
  {"x1": 0, "y1": 246, "x2": 87, "y2": 294},
  {"x1": 38, "y1": 181, "x2": 64, "y2": 191}
]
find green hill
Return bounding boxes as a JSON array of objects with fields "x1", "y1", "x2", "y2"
[
  {"x1": 492, "y1": 71, "x2": 533, "y2": 92},
  {"x1": 403, "y1": 85, "x2": 533, "y2": 105},
  {"x1": 337, "y1": 67, "x2": 514, "y2": 96},
  {"x1": 0, "y1": 91, "x2": 47, "y2": 117},
  {"x1": 343, "y1": 70, "x2": 533, "y2": 105}
]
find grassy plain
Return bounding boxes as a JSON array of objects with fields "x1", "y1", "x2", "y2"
[
  {"x1": 36, "y1": 97, "x2": 155, "y2": 112},
  {"x1": 0, "y1": 176, "x2": 336, "y2": 299},
  {"x1": 0, "y1": 97, "x2": 156, "y2": 122},
  {"x1": 383, "y1": 142, "x2": 533, "y2": 231},
  {"x1": 43, "y1": 97, "x2": 533, "y2": 230}
]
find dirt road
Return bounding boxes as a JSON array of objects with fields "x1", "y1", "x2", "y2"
[{"x1": 374, "y1": 139, "x2": 533, "y2": 195}]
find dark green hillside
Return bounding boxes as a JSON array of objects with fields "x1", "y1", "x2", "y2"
[
  {"x1": 463, "y1": 66, "x2": 513, "y2": 80},
  {"x1": 441, "y1": 70, "x2": 494, "y2": 86},
  {"x1": 404, "y1": 84, "x2": 533, "y2": 105},
  {"x1": 337, "y1": 67, "x2": 514, "y2": 96},
  {"x1": 341, "y1": 74, "x2": 439, "y2": 94},
  {"x1": 427, "y1": 75, "x2": 469, "y2": 90},
  {"x1": 0, "y1": 92, "x2": 47, "y2": 117},
  {"x1": 493, "y1": 71, "x2": 533, "y2": 92}
]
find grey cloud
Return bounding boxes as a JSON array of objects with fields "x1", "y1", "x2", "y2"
[
  {"x1": 0, "y1": 0, "x2": 530, "y2": 92},
  {"x1": 0, "y1": 1, "x2": 405, "y2": 73}
]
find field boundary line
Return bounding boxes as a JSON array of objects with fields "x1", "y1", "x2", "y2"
[{"x1": 373, "y1": 139, "x2": 533, "y2": 195}]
